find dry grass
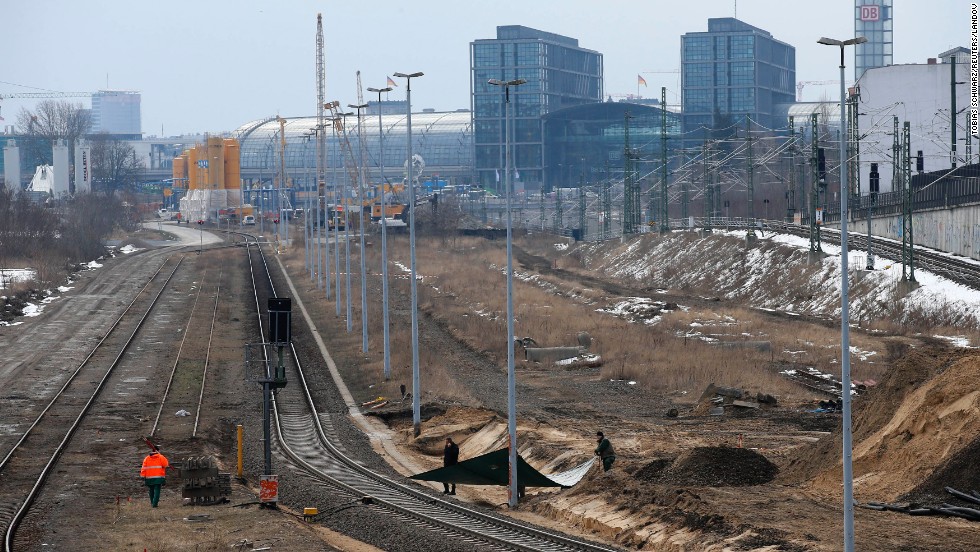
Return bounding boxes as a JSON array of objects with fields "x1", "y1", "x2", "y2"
[
  {"x1": 289, "y1": 224, "x2": 976, "y2": 409},
  {"x1": 367, "y1": 235, "x2": 819, "y2": 402}
]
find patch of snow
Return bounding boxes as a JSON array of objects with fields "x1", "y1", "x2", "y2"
[
  {"x1": 849, "y1": 346, "x2": 878, "y2": 361},
  {"x1": 119, "y1": 244, "x2": 142, "y2": 254},
  {"x1": 932, "y1": 335, "x2": 975, "y2": 348},
  {"x1": 0, "y1": 269, "x2": 36, "y2": 289},
  {"x1": 554, "y1": 243, "x2": 569, "y2": 251},
  {"x1": 86, "y1": 260, "x2": 103, "y2": 269}
]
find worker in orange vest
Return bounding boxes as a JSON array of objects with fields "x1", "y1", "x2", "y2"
[{"x1": 140, "y1": 449, "x2": 170, "y2": 507}]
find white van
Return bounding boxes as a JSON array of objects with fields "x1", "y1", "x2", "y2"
[
  {"x1": 157, "y1": 208, "x2": 174, "y2": 220},
  {"x1": 242, "y1": 215, "x2": 256, "y2": 226}
]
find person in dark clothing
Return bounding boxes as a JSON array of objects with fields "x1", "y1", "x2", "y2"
[
  {"x1": 443, "y1": 437, "x2": 459, "y2": 495},
  {"x1": 594, "y1": 431, "x2": 616, "y2": 472}
]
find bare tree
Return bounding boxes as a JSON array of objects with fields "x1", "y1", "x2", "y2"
[
  {"x1": 89, "y1": 133, "x2": 145, "y2": 195},
  {"x1": 15, "y1": 100, "x2": 92, "y2": 170}
]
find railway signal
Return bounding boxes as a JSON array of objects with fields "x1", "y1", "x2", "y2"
[
  {"x1": 197, "y1": 220, "x2": 204, "y2": 254},
  {"x1": 249, "y1": 297, "x2": 292, "y2": 502}
]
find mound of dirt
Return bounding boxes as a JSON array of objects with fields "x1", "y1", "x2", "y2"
[
  {"x1": 787, "y1": 348, "x2": 980, "y2": 502},
  {"x1": 778, "y1": 346, "x2": 952, "y2": 485},
  {"x1": 903, "y1": 435, "x2": 980, "y2": 503},
  {"x1": 658, "y1": 446, "x2": 778, "y2": 487},
  {"x1": 633, "y1": 458, "x2": 672, "y2": 482}
]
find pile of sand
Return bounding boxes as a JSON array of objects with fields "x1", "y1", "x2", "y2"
[{"x1": 793, "y1": 349, "x2": 980, "y2": 501}]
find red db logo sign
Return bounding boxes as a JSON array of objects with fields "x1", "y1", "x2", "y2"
[{"x1": 860, "y1": 5, "x2": 880, "y2": 21}]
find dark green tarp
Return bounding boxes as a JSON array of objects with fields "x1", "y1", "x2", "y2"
[{"x1": 410, "y1": 448, "x2": 565, "y2": 488}]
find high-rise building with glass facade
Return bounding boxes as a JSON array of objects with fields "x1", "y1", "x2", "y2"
[
  {"x1": 854, "y1": 0, "x2": 893, "y2": 80},
  {"x1": 91, "y1": 90, "x2": 142, "y2": 138},
  {"x1": 471, "y1": 25, "x2": 603, "y2": 191},
  {"x1": 681, "y1": 18, "x2": 795, "y2": 141}
]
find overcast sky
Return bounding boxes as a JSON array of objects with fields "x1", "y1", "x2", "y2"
[{"x1": 0, "y1": 0, "x2": 967, "y2": 137}]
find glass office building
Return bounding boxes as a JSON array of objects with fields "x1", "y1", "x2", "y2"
[
  {"x1": 542, "y1": 101, "x2": 680, "y2": 191},
  {"x1": 91, "y1": 90, "x2": 142, "y2": 138},
  {"x1": 681, "y1": 18, "x2": 795, "y2": 141},
  {"x1": 854, "y1": 0, "x2": 893, "y2": 80},
  {"x1": 471, "y1": 26, "x2": 603, "y2": 192}
]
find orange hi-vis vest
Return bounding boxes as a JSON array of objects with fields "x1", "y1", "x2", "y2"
[{"x1": 140, "y1": 452, "x2": 169, "y2": 478}]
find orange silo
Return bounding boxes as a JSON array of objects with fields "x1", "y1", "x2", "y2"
[
  {"x1": 172, "y1": 155, "x2": 187, "y2": 188},
  {"x1": 222, "y1": 138, "x2": 240, "y2": 190},
  {"x1": 187, "y1": 147, "x2": 200, "y2": 190},
  {"x1": 206, "y1": 136, "x2": 225, "y2": 191}
]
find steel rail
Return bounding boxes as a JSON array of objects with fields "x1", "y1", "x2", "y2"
[
  {"x1": 3, "y1": 255, "x2": 185, "y2": 551},
  {"x1": 193, "y1": 271, "x2": 221, "y2": 437},
  {"x1": 151, "y1": 267, "x2": 211, "y2": 437},
  {"x1": 244, "y1": 243, "x2": 616, "y2": 551},
  {"x1": 768, "y1": 223, "x2": 980, "y2": 290}
]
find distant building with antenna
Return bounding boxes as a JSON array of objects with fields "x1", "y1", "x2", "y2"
[{"x1": 91, "y1": 90, "x2": 141, "y2": 138}]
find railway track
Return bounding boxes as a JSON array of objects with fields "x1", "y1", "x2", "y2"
[
  {"x1": 150, "y1": 268, "x2": 223, "y2": 440},
  {"x1": 0, "y1": 255, "x2": 185, "y2": 551},
  {"x1": 768, "y1": 222, "x2": 980, "y2": 289},
  {"x1": 244, "y1": 241, "x2": 618, "y2": 551}
]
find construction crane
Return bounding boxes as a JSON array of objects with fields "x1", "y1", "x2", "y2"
[
  {"x1": 0, "y1": 91, "x2": 91, "y2": 120},
  {"x1": 315, "y1": 14, "x2": 327, "y2": 216},
  {"x1": 796, "y1": 80, "x2": 841, "y2": 102},
  {"x1": 0, "y1": 92, "x2": 91, "y2": 101}
]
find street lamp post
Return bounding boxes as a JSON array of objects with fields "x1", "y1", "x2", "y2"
[
  {"x1": 818, "y1": 34, "x2": 867, "y2": 552},
  {"x1": 330, "y1": 117, "x2": 342, "y2": 317},
  {"x1": 368, "y1": 86, "x2": 394, "y2": 380},
  {"x1": 337, "y1": 112, "x2": 355, "y2": 333},
  {"x1": 489, "y1": 77, "x2": 526, "y2": 509},
  {"x1": 394, "y1": 71, "x2": 424, "y2": 437},
  {"x1": 349, "y1": 102, "x2": 370, "y2": 354}
]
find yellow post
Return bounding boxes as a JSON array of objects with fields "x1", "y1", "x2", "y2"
[{"x1": 237, "y1": 424, "x2": 244, "y2": 479}]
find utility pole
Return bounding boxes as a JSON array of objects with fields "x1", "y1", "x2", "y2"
[
  {"x1": 602, "y1": 161, "x2": 611, "y2": 237},
  {"x1": 538, "y1": 191, "x2": 544, "y2": 231},
  {"x1": 554, "y1": 186, "x2": 563, "y2": 234},
  {"x1": 660, "y1": 87, "x2": 670, "y2": 233},
  {"x1": 848, "y1": 88, "x2": 861, "y2": 205},
  {"x1": 681, "y1": 152, "x2": 690, "y2": 223},
  {"x1": 623, "y1": 111, "x2": 637, "y2": 234},
  {"x1": 351, "y1": 77, "x2": 370, "y2": 354},
  {"x1": 788, "y1": 116, "x2": 796, "y2": 221},
  {"x1": 892, "y1": 116, "x2": 900, "y2": 208},
  {"x1": 578, "y1": 173, "x2": 586, "y2": 240},
  {"x1": 809, "y1": 113, "x2": 822, "y2": 253},
  {"x1": 746, "y1": 117, "x2": 755, "y2": 236},
  {"x1": 950, "y1": 54, "x2": 958, "y2": 169},
  {"x1": 701, "y1": 142, "x2": 714, "y2": 232},
  {"x1": 901, "y1": 121, "x2": 916, "y2": 282}
]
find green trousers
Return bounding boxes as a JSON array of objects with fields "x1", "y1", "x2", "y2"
[
  {"x1": 601, "y1": 456, "x2": 615, "y2": 472},
  {"x1": 145, "y1": 477, "x2": 165, "y2": 507}
]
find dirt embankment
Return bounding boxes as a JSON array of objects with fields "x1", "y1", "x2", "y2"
[{"x1": 780, "y1": 346, "x2": 980, "y2": 503}]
